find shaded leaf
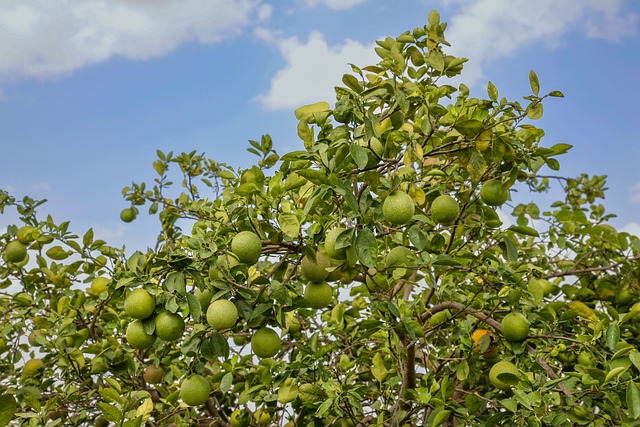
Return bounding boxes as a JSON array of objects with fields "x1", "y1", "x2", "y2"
[
  {"x1": 529, "y1": 70, "x2": 540, "y2": 96},
  {"x1": 355, "y1": 228, "x2": 377, "y2": 268},
  {"x1": 628, "y1": 381, "x2": 640, "y2": 419},
  {"x1": 0, "y1": 394, "x2": 16, "y2": 427}
]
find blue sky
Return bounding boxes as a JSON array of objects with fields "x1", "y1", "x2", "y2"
[{"x1": 0, "y1": 0, "x2": 639, "y2": 252}]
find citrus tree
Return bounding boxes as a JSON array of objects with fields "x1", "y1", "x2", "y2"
[{"x1": 1, "y1": 10, "x2": 640, "y2": 427}]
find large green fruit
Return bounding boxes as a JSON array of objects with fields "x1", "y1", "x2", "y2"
[
  {"x1": 4, "y1": 241, "x2": 27, "y2": 263},
  {"x1": 120, "y1": 208, "x2": 136, "y2": 223},
  {"x1": 489, "y1": 360, "x2": 520, "y2": 390},
  {"x1": 480, "y1": 180, "x2": 509, "y2": 206},
  {"x1": 231, "y1": 231, "x2": 262, "y2": 264},
  {"x1": 180, "y1": 374, "x2": 211, "y2": 406},
  {"x1": 501, "y1": 312, "x2": 530, "y2": 342},
  {"x1": 194, "y1": 287, "x2": 214, "y2": 310},
  {"x1": 430, "y1": 194, "x2": 460, "y2": 225},
  {"x1": 325, "y1": 228, "x2": 348, "y2": 260},
  {"x1": 124, "y1": 288, "x2": 155, "y2": 319},
  {"x1": 304, "y1": 282, "x2": 333, "y2": 309},
  {"x1": 300, "y1": 252, "x2": 331, "y2": 283},
  {"x1": 126, "y1": 320, "x2": 157, "y2": 350},
  {"x1": 382, "y1": 191, "x2": 415, "y2": 225},
  {"x1": 206, "y1": 299, "x2": 239, "y2": 330},
  {"x1": 154, "y1": 312, "x2": 185, "y2": 342},
  {"x1": 89, "y1": 277, "x2": 109, "y2": 296},
  {"x1": 251, "y1": 327, "x2": 282, "y2": 358},
  {"x1": 143, "y1": 365, "x2": 165, "y2": 384}
]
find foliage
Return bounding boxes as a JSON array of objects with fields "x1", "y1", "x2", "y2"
[{"x1": 1, "y1": 10, "x2": 640, "y2": 427}]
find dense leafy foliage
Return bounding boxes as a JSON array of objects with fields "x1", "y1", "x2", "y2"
[{"x1": 1, "y1": 10, "x2": 640, "y2": 427}]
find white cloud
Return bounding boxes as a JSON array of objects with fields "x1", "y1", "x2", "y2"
[
  {"x1": 255, "y1": 30, "x2": 377, "y2": 110},
  {"x1": 621, "y1": 222, "x2": 640, "y2": 238},
  {"x1": 0, "y1": 0, "x2": 262, "y2": 81},
  {"x1": 631, "y1": 181, "x2": 640, "y2": 204},
  {"x1": 305, "y1": 0, "x2": 368, "y2": 11},
  {"x1": 442, "y1": 0, "x2": 638, "y2": 86}
]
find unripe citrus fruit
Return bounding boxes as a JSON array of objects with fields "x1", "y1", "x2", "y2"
[
  {"x1": 180, "y1": 374, "x2": 211, "y2": 406},
  {"x1": 124, "y1": 288, "x2": 155, "y2": 319},
  {"x1": 335, "y1": 419, "x2": 356, "y2": 427},
  {"x1": 0, "y1": 338, "x2": 6, "y2": 354},
  {"x1": 300, "y1": 252, "x2": 331, "y2": 283},
  {"x1": 194, "y1": 287, "x2": 213, "y2": 310},
  {"x1": 23, "y1": 358, "x2": 44, "y2": 376},
  {"x1": 155, "y1": 311, "x2": 185, "y2": 341},
  {"x1": 325, "y1": 228, "x2": 348, "y2": 260},
  {"x1": 95, "y1": 416, "x2": 109, "y2": 427},
  {"x1": 143, "y1": 365, "x2": 165, "y2": 384},
  {"x1": 480, "y1": 180, "x2": 509, "y2": 206},
  {"x1": 233, "y1": 335, "x2": 247, "y2": 346},
  {"x1": 304, "y1": 281, "x2": 333, "y2": 309},
  {"x1": 17, "y1": 226, "x2": 37, "y2": 244},
  {"x1": 126, "y1": 319, "x2": 157, "y2": 349},
  {"x1": 89, "y1": 277, "x2": 109, "y2": 296},
  {"x1": 382, "y1": 191, "x2": 415, "y2": 225},
  {"x1": 4, "y1": 240, "x2": 27, "y2": 263},
  {"x1": 489, "y1": 360, "x2": 520, "y2": 390},
  {"x1": 206, "y1": 299, "x2": 239, "y2": 330},
  {"x1": 430, "y1": 195, "x2": 460, "y2": 225},
  {"x1": 120, "y1": 208, "x2": 136, "y2": 223},
  {"x1": 384, "y1": 245, "x2": 415, "y2": 278},
  {"x1": 251, "y1": 327, "x2": 282, "y2": 358},
  {"x1": 231, "y1": 231, "x2": 262, "y2": 264},
  {"x1": 501, "y1": 312, "x2": 529, "y2": 342},
  {"x1": 230, "y1": 409, "x2": 250, "y2": 427}
]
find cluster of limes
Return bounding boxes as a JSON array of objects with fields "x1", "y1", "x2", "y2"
[{"x1": 124, "y1": 288, "x2": 186, "y2": 350}]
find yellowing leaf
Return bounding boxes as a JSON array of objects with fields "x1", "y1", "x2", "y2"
[
  {"x1": 568, "y1": 301, "x2": 598, "y2": 321},
  {"x1": 294, "y1": 102, "x2": 330, "y2": 121},
  {"x1": 372, "y1": 353, "x2": 388, "y2": 382},
  {"x1": 136, "y1": 398, "x2": 154, "y2": 422}
]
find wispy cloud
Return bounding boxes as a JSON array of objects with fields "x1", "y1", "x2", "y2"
[
  {"x1": 621, "y1": 222, "x2": 640, "y2": 238},
  {"x1": 0, "y1": 0, "x2": 263, "y2": 81},
  {"x1": 631, "y1": 181, "x2": 640, "y2": 204},
  {"x1": 442, "y1": 0, "x2": 638, "y2": 86},
  {"x1": 304, "y1": 0, "x2": 368, "y2": 11},
  {"x1": 255, "y1": 29, "x2": 377, "y2": 111}
]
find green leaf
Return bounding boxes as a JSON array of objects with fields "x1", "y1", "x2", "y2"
[
  {"x1": 83, "y1": 228, "x2": 94, "y2": 247},
  {"x1": 487, "y1": 81, "x2": 498, "y2": 102},
  {"x1": 529, "y1": 70, "x2": 540, "y2": 96},
  {"x1": 0, "y1": 394, "x2": 16, "y2": 427},
  {"x1": 277, "y1": 379, "x2": 299, "y2": 404},
  {"x1": 46, "y1": 246, "x2": 72, "y2": 260},
  {"x1": 355, "y1": 228, "x2": 378, "y2": 268},
  {"x1": 350, "y1": 144, "x2": 369, "y2": 170},
  {"x1": 466, "y1": 149, "x2": 487, "y2": 182},
  {"x1": 220, "y1": 372, "x2": 233, "y2": 393},
  {"x1": 431, "y1": 409, "x2": 451, "y2": 426},
  {"x1": 548, "y1": 143, "x2": 573, "y2": 156},
  {"x1": 342, "y1": 74, "x2": 362, "y2": 93},
  {"x1": 278, "y1": 213, "x2": 300, "y2": 239},
  {"x1": 549, "y1": 90, "x2": 564, "y2": 97},
  {"x1": 526, "y1": 102, "x2": 543, "y2": 120},
  {"x1": 605, "y1": 366, "x2": 628, "y2": 383},
  {"x1": 503, "y1": 236, "x2": 518, "y2": 262},
  {"x1": 630, "y1": 350, "x2": 640, "y2": 372},
  {"x1": 500, "y1": 398, "x2": 518, "y2": 413},
  {"x1": 164, "y1": 271, "x2": 186, "y2": 296},
  {"x1": 296, "y1": 169, "x2": 330, "y2": 185},
  {"x1": 186, "y1": 292, "x2": 201, "y2": 322},
  {"x1": 507, "y1": 225, "x2": 539, "y2": 237},
  {"x1": 606, "y1": 323, "x2": 620, "y2": 351},
  {"x1": 628, "y1": 381, "x2": 640, "y2": 419},
  {"x1": 98, "y1": 402, "x2": 123, "y2": 423},
  {"x1": 454, "y1": 119, "x2": 484, "y2": 136}
]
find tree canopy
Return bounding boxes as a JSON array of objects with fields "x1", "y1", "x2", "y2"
[{"x1": 1, "y1": 10, "x2": 639, "y2": 427}]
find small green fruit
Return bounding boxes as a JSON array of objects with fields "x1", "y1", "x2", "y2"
[
  {"x1": 154, "y1": 312, "x2": 185, "y2": 342},
  {"x1": 382, "y1": 191, "x2": 415, "y2": 225},
  {"x1": 430, "y1": 195, "x2": 460, "y2": 225},
  {"x1": 124, "y1": 288, "x2": 155, "y2": 319},
  {"x1": 206, "y1": 299, "x2": 239, "y2": 330},
  {"x1": 180, "y1": 374, "x2": 211, "y2": 406},
  {"x1": 251, "y1": 327, "x2": 282, "y2": 358},
  {"x1": 231, "y1": 231, "x2": 262, "y2": 264}
]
